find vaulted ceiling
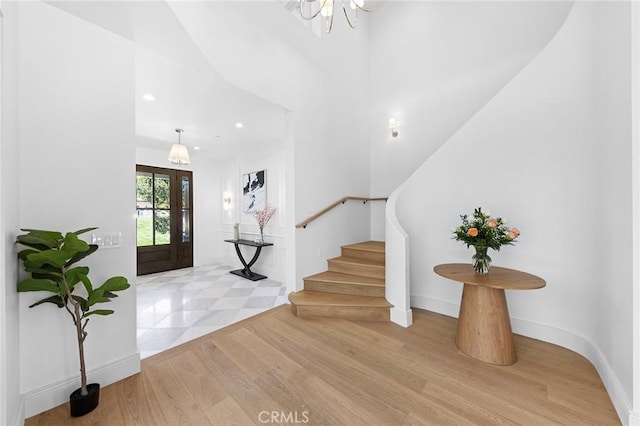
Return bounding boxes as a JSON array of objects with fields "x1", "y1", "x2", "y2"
[{"x1": 48, "y1": 1, "x2": 288, "y2": 161}]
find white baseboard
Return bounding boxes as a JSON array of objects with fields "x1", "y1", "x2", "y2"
[
  {"x1": 390, "y1": 307, "x2": 413, "y2": 327},
  {"x1": 411, "y1": 295, "x2": 632, "y2": 424},
  {"x1": 411, "y1": 294, "x2": 459, "y2": 318},
  {"x1": 9, "y1": 395, "x2": 24, "y2": 426},
  {"x1": 24, "y1": 352, "x2": 140, "y2": 418},
  {"x1": 630, "y1": 410, "x2": 640, "y2": 425}
]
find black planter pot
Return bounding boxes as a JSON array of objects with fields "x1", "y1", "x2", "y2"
[{"x1": 69, "y1": 383, "x2": 100, "y2": 417}]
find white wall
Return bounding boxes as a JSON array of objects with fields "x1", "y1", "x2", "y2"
[
  {"x1": 169, "y1": 2, "x2": 374, "y2": 290},
  {"x1": 590, "y1": 4, "x2": 634, "y2": 416},
  {"x1": 135, "y1": 146, "x2": 289, "y2": 283},
  {"x1": 18, "y1": 2, "x2": 139, "y2": 416},
  {"x1": 379, "y1": 2, "x2": 632, "y2": 421},
  {"x1": 220, "y1": 151, "x2": 288, "y2": 282},
  {"x1": 4, "y1": 1, "x2": 635, "y2": 422},
  {"x1": 633, "y1": 4, "x2": 640, "y2": 423},
  {"x1": 0, "y1": 1, "x2": 23, "y2": 424},
  {"x1": 136, "y1": 146, "x2": 222, "y2": 267},
  {"x1": 369, "y1": 1, "x2": 574, "y2": 239}
]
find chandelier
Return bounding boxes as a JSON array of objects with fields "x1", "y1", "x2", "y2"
[{"x1": 299, "y1": 0, "x2": 373, "y2": 34}]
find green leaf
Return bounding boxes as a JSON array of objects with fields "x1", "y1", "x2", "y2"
[
  {"x1": 60, "y1": 232, "x2": 90, "y2": 258},
  {"x1": 98, "y1": 276, "x2": 130, "y2": 293},
  {"x1": 15, "y1": 242, "x2": 50, "y2": 252},
  {"x1": 65, "y1": 267, "x2": 90, "y2": 287},
  {"x1": 16, "y1": 230, "x2": 63, "y2": 249},
  {"x1": 84, "y1": 309, "x2": 114, "y2": 317},
  {"x1": 71, "y1": 295, "x2": 89, "y2": 312},
  {"x1": 74, "y1": 227, "x2": 98, "y2": 236},
  {"x1": 17, "y1": 278, "x2": 60, "y2": 294},
  {"x1": 32, "y1": 272, "x2": 63, "y2": 283},
  {"x1": 66, "y1": 245, "x2": 98, "y2": 268},
  {"x1": 87, "y1": 288, "x2": 110, "y2": 306},
  {"x1": 29, "y1": 295, "x2": 65, "y2": 309},
  {"x1": 80, "y1": 274, "x2": 93, "y2": 295},
  {"x1": 22, "y1": 259, "x2": 62, "y2": 277},
  {"x1": 23, "y1": 258, "x2": 58, "y2": 270},
  {"x1": 18, "y1": 248, "x2": 40, "y2": 261},
  {"x1": 26, "y1": 250, "x2": 70, "y2": 269}
]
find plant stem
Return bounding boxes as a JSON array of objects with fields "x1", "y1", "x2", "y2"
[
  {"x1": 61, "y1": 266, "x2": 88, "y2": 396},
  {"x1": 73, "y1": 301, "x2": 88, "y2": 396}
]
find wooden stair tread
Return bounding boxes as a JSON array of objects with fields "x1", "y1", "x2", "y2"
[
  {"x1": 342, "y1": 241, "x2": 385, "y2": 253},
  {"x1": 289, "y1": 291, "x2": 392, "y2": 307},
  {"x1": 328, "y1": 256, "x2": 385, "y2": 267},
  {"x1": 291, "y1": 240, "x2": 390, "y2": 321},
  {"x1": 305, "y1": 271, "x2": 385, "y2": 287}
]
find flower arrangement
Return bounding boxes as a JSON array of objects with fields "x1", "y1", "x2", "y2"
[
  {"x1": 253, "y1": 205, "x2": 276, "y2": 243},
  {"x1": 452, "y1": 207, "x2": 520, "y2": 274}
]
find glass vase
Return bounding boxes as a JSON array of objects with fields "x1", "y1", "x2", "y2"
[
  {"x1": 258, "y1": 227, "x2": 264, "y2": 244},
  {"x1": 472, "y1": 246, "x2": 492, "y2": 274}
]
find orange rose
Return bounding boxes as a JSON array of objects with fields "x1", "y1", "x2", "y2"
[
  {"x1": 487, "y1": 219, "x2": 498, "y2": 228},
  {"x1": 467, "y1": 228, "x2": 478, "y2": 237},
  {"x1": 508, "y1": 228, "x2": 520, "y2": 239}
]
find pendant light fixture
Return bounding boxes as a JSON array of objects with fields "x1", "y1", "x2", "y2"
[{"x1": 168, "y1": 128, "x2": 190, "y2": 166}]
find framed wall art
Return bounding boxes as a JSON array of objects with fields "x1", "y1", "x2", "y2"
[{"x1": 242, "y1": 170, "x2": 266, "y2": 213}]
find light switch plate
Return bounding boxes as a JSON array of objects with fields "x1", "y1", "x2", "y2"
[{"x1": 91, "y1": 232, "x2": 122, "y2": 248}]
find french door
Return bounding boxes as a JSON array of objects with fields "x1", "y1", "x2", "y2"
[{"x1": 136, "y1": 165, "x2": 193, "y2": 275}]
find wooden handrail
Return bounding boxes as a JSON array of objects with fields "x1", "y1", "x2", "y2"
[{"x1": 296, "y1": 196, "x2": 388, "y2": 229}]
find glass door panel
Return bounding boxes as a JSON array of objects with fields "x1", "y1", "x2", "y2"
[
  {"x1": 181, "y1": 177, "x2": 191, "y2": 243},
  {"x1": 154, "y1": 210, "x2": 171, "y2": 245},
  {"x1": 136, "y1": 165, "x2": 193, "y2": 275},
  {"x1": 153, "y1": 173, "x2": 171, "y2": 245},
  {"x1": 136, "y1": 172, "x2": 153, "y2": 247}
]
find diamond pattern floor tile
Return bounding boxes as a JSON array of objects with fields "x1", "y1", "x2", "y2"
[
  {"x1": 137, "y1": 328, "x2": 188, "y2": 351},
  {"x1": 136, "y1": 260, "x2": 286, "y2": 358},
  {"x1": 244, "y1": 296, "x2": 277, "y2": 309},
  {"x1": 224, "y1": 287, "x2": 256, "y2": 297}
]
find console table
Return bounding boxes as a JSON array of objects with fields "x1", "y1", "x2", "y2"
[
  {"x1": 224, "y1": 239, "x2": 274, "y2": 281},
  {"x1": 433, "y1": 263, "x2": 545, "y2": 365}
]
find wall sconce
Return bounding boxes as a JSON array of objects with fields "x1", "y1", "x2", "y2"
[
  {"x1": 223, "y1": 192, "x2": 232, "y2": 210},
  {"x1": 389, "y1": 117, "x2": 398, "y2": 138}
]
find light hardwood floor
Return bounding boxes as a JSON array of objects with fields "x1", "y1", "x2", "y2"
[{"x1": 26, "y1": 306, "x2": 620, "y2": 425}]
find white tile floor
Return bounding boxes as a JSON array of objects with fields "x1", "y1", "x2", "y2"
[{"x1": 136, "y1": 262, "x2": 288, "y2": 359}]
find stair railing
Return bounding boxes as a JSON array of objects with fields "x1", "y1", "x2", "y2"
[{"x1": 295, "y1": 196, "x2": 388, "y2": 229}]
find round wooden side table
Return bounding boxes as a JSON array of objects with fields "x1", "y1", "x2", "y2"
[{"x1": 434, "y1": 263, "x2": 545, "y2": 366}]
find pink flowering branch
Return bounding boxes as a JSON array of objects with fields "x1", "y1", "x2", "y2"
[{"x1": 253, "y1": 205, "x2": 276, "y2": 228}]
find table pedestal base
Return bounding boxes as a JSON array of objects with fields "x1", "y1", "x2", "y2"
[
  {"x1": 230, "y1": 269, "x2": 268, "y2": 281},
  {"x1": 455, "y1": 283, "x2": 517, "y2": 366},
  {"x1": 224, "y1": 239, "x2": 273, "y2": 281}
]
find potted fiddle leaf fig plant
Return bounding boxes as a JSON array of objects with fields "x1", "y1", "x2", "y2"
[{"x1": 15, "y1": 228, "x2": 130, "y2": 417}]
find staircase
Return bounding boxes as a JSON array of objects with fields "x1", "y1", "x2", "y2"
[{"x1": 288, "y1": 241, "x2": 392, "y2": 321}]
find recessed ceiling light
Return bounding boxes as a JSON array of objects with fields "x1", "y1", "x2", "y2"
[
  {"x1": 142, "y1": 93, "x2": 155, "y2": 101},
  {"x1": 235, "y1": 122, "x2": 244, "y2": 129},
  {"x1": 194, "y1": 146, "x2": 201, "y2": 151}
]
